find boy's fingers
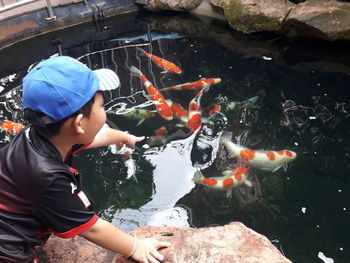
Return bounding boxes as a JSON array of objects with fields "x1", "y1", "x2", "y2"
[
  {"x1": 135, "y1": 136, "x2": 145, "y2": 142},
  {"x1": 147, "y1": 253, "x2": 161, "y2": 263},
  {"x1": 150, "y1": 250, "x2": 164, "y2": 261},
  {"x1": 155, "y1": 241, "x2": 171, "y2": 248}
]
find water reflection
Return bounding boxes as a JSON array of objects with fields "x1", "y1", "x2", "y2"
[{"x1": 110, "y1": 132, "x2": 197, "y2": 231}]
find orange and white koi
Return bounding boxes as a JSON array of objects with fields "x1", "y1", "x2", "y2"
[
  {"x1": 188, "y1": 87, "x2": 207, "y2": 132},
  {"x1": 193, "y1": 166, "x2": 252, "y2": 190},
  {"x1": 160, "y1": 78, "x2": 221, "y2": 92},
  {"x1": 0, "y1": 120, "x2": 25, "y2": 134},
  {"x1": 130, "y1": 66, "x2": 173, "y2": 121},
  {"x1": 221, "y1": 133, "x2": 297, "y2": 172},
  {"x1": 137, "y1": 48, "x2": 182, "y2": 74},
  {"x1": 166, "y1": 100, "x2": 189, "y2": 126}
]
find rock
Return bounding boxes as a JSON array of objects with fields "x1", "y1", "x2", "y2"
[
  {"x1": 37, "y1": 222, "x2": 292, "y2": 263},
  {"x1": 35, "y1": 235, "x2": 116, "y2": 263},
  {"x1": 190, "y1": 0, "x2": 226, "y2": 21},
  {"x1": 284, "y1": 0, "x2": 350, "y2": 41},
  {"x1": 211, "y1": 0, "x2": 295, "y2": 33},
  {"x1": 144, "y1": 0, "x2": 202, "y2": 11},
  {"x1": 143, "y1": 0, "x2": 350, "y2": 41}
]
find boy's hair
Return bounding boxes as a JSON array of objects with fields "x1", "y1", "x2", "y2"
[{"x1": 24, "y1": 94, "x2": 95, "y2": 137}]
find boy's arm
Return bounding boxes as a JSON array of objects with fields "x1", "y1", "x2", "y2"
[
  {"x1": 80, "y1": 218, "x2": 171, "y2": 263},
  {"x1": 88, "y1": 124, "x2": 144, "y2": 149}
]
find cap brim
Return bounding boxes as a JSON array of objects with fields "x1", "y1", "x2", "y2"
[{"x1": 93, "y1": 69, "x2": 120, "y2": 91}]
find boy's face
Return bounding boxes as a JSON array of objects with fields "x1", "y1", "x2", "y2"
[{"x1": 83, "y1": 92, "x2": 106, "y2": 141}]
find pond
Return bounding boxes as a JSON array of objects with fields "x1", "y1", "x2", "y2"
[{"x1": 0, "y1": 11, "x2": 349, "y2": 263}]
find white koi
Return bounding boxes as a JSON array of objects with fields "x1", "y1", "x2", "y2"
[
  {"x1": 193, "y1": 166, "x2": 252, "y2": 190},
  {"x1": 221, "y1": 132, "x2": 297, "y2": 172}
]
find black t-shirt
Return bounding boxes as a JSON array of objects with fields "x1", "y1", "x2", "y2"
[{"x1": 0, "y1": 126, "x2": 97, "y2": 263}]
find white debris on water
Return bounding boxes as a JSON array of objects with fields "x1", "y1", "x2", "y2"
[{"x1": 317, "y1": 252, "x2": 334, "y2": 263}]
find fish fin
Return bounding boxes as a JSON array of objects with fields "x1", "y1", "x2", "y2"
[
  {"x1": 193, "y1": 170, "x2": 204, "y2": 184},
  {"x1": 136, "y1": 118, "x2": 146, "y2": 126},
  {"x1": 271, "y1": 165, "x2": 283, "y2": 173},
  {"x1": 160, "y1": 70, "x2": 168, "y2": 74},
  {"x1": 131, "y1": 174, "x2": 139, "y2": 184},
  {"x1": 136, "y1": 47, "x2": 147, "y2": 55},
  {"x1": 221, "y1": 170, "x2": 232, "y2": 177},
  {"x1": 244, "y1": 180, "x2": 253, "y2": 187},
  {"x1": 175, "y1": 123, "x2": 186, "y2": 128},
  {"x1": 105, "y1": 110, "x2": 115, "y2": 115},
  {"x1": 180, "y1": 116, "x2": 189, "y2": 123},
  {"x1": 130, "y1": 66, "x2": 142, "y2": 77},
  {"x1": 241, "y1": 95, "x2": 260, "y2": 108},
  {"x1": 203, "y1": 83, "x2": 210, "y2": 93},
  {"x1": 159, "y1": 87, "x2": 169, "y2": 92},
  {"x1": 226, "y1": 189, "x2": 233, "y2": 198},
  {"x1": 221, "y1": 131, "x2": 233, "y2": 141},
  {"x1": 165, "y1": 99, "x2": 172, "y2": 106}
]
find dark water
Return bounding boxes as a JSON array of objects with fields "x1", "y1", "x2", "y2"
[{"x1": 0, "y1": 12, "x2": 349, "y2": 263}]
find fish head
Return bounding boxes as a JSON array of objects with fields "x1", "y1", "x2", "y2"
[
  {"x1": 285, "y1": 150, "x2": 297, "y2": 160},
  {"x1": 214, "y1": 78, "x2": 221, "y2": 84}
]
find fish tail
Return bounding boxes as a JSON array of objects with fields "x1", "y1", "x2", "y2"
[
  {"x1": 193, "y1": 169, "x2": 205, "y2": 184},
  {"x1": 130, "y1": 66, "x2": 142, "y2": 77},
  {"x1": 165, "y1": 99, "x2": 173, "y2": 106},
  {"x1": 136, "y1": 47, "x2": 147, "y2": 56},
  {"x1": 159, "y1": 87, "x2": 169, "y2": 92},
  {"x1": 221, "y1": 131, "x2": 233, "y2": 142},
  {"x1": 136, "y1": 118, "x2": 146, "y2": 126},
  {"x1": 241, "y1": 95, "x2": 260, "y2": 108},
  {"x1": 244, "y1": 180, "x2": 253, "y2": 187}
]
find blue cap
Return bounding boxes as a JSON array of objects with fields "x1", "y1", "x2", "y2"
[{"x1": 23, "y1": 56, "x2": 120, "y2": 124}]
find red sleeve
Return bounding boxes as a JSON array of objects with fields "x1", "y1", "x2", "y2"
[{"x1": 54, "y1": 214, "x2": 99, "y2": 239}]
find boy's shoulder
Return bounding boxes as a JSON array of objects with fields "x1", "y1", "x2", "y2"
[{"x1": 0, "y1": 126, "x2": 72, "y2": 195}]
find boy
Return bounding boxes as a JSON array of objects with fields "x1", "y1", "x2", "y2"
[{"x1": 0, "y1": 56, "x2": 171, "y2": 263}]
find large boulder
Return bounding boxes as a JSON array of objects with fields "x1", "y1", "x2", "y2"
[
  {"x1": 284, "y1": 0, "x2": 350, "y2": 41},
  {"x1": 142, "y1": 0, "x2": 202, "y2": 11},
  {"x1": 210, "y1": 0, "x2": 295, "y2": 33},
  {"x1": 37, "y1": 222, "x2": 292, "y2": 263}
]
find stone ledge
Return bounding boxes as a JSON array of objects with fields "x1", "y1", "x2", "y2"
[{"x1": 37, "y1": 222, "x2": 292, "y2": 263}]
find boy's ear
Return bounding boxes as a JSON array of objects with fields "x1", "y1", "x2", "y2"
[{"x1": 72, "y1": 113, "x2": 85, "y2": 134}]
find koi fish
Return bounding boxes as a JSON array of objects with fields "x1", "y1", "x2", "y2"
[
  {"x1": 0, "y1": 120, "x2": 25, "y2": 134},
  {"x1": 107, "y1": 108, "x2": 156, "y2": 126},
  {"x1": 160, "y1": 78, "x2": 221, "y2": 92},
  {"x1": 165, "y1": 100, "x2": 189, "y2": 127},
  {"x1": 193, "y1": 166, "x2": 252, "y2": 190},
  {"x1": 111, "y1": 32, "x2": 182, "y2": 43},
  {"x1": 188, "y1": 87, "x2": 207, "y2": 132},
  {"x1": 205, "y1": 95, "x2": 260, "y2": 116},
  {"x1": 137, "y1": 48, "x2": 182, "y2": 74},
  {"x1": 221, "y1": 132, "x2": 297, "y2": 172},
  {"x1": 130, "y1": 66, "x2": 173, "y2": 121},
  {"x1": 225, "y1": 95, "x2": 260, "y2": 112}
]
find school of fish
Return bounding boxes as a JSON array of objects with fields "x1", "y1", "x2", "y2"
[{"x1": 126, "y1": 49, "x2": 297, "y2": 192}]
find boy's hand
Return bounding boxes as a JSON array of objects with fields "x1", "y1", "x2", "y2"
[
  {"x1": 124, "y1": 133, "x2": 144, "y2": 148},
  {"x1": 131, "y1": 238, "x2": 171, "y2": 263}
]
